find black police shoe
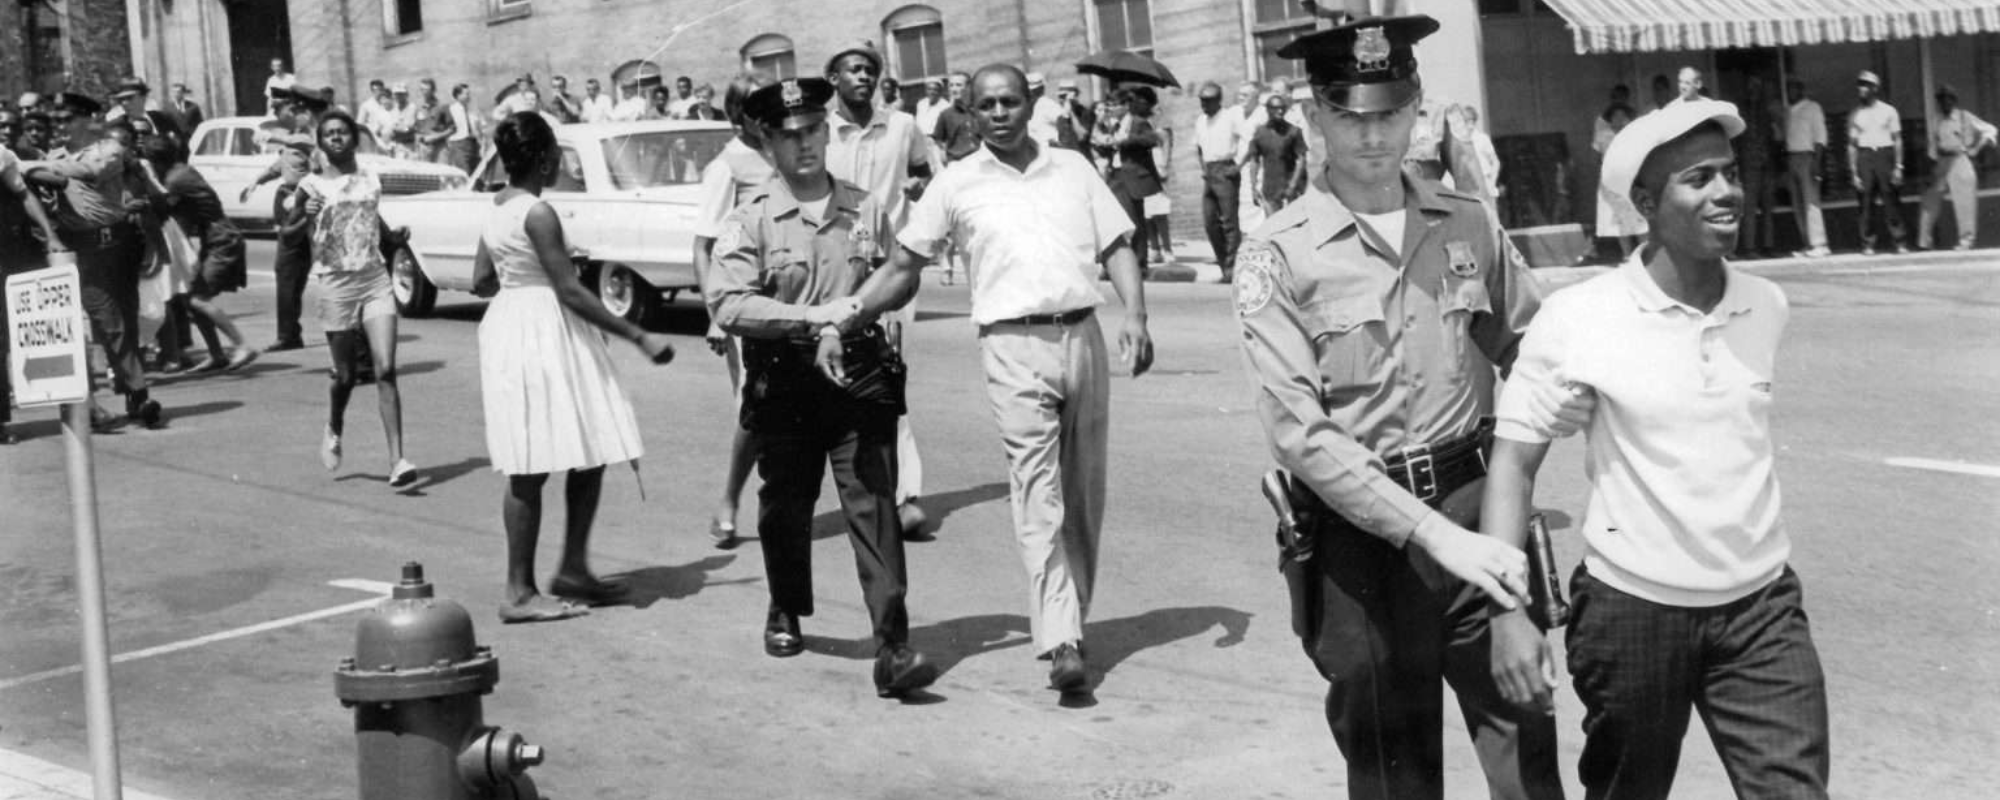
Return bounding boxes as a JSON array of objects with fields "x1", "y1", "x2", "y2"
[
  {"x1": 764, "y1": 609, "x2": 803, "y2": 658},
  {"x1": 128, "y1": 398, "x2": 164, "y2": 430},
  {"x1": 1048, "y1": 642, "x2": 1088, "y2": 692},
  {"x1": 874, "y1": 644, "x2": 938, "y2": 698}
]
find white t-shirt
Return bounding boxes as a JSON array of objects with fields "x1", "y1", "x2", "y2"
[{"x1": 1353, "y1": 209, "x2": 1407, "y2": 259}]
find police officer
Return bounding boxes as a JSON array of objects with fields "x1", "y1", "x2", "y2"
[
  {"x1": 1232, "y1": 16, "x2": 1587, "y2": 800},
  {"x1": 248, "y1": 86, "x2": 329, "y2": 352},
  {"x1": 23, "y1": 92, "x2": 164, "y2": 430},
  {"x1": 706, "y1": 77, "x2": 937, "y2": 700}
]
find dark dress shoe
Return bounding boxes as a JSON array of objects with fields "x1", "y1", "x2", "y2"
[
  {"x1": 764, "y1": 609, "x2": 803, "y2": 658},
  {"x1": 1048, "y1": 642, "x2": 1088, "y2": 692},
  {"x1": 265, "y1": 340, "x2": 305, "y2": 353},
  {"x1": 874, "y1": 644, "x2": 938, "y2": 698},
  {"x1": 130, "y1": 399, "x2": 164, "y2": 430}
]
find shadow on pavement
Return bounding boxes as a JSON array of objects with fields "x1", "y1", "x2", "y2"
[
  {"x1": 399, "y1": 455, "x2": 491, "y2": 494},
  {"x1": 809, "y1": 481, "x2": 1010, "y2": 542},
  {"x1": 603, "y1": 554, "x2": 749, "y2": 609},
  {"x1": 804, "y1": 612, "x2": 1035, "y2": 679},
  {"x1": 1081, "y1": 605, "x2": 1254, "y2": 681}
]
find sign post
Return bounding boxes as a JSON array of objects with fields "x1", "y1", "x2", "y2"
[{"x1": 7, "y1": 260, "x2": 125, "y2": 800}]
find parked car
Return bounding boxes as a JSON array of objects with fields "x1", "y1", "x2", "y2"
[
  {"x1": 376, "y1": 120, "x2": 733, "y2": 322},
  {"x1": 187, "y1": 116, "x2": 470, "y2": 233}
]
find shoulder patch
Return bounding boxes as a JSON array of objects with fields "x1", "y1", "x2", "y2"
[
  {"x1": 1233, "y1": 244, "x2": 1280, "y2": 316},
  {"x1": 714, "y1": 219, "x2": 745, "y2": 255}
]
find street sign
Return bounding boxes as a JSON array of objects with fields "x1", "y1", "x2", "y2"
[{"x1": 7, "y1": 260, "x2": 90, "y2": 408}]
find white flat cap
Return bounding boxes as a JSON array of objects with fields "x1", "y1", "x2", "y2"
[
  {"x1": 1026, "y1": 71, "x2": 1047, "y2": 89},
  {"x1": 1601, "y1": 99, "x2": 1746, "y2": 208}
]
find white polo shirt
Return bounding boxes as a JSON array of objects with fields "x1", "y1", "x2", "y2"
[
  {"x1": 1496, "y1": 248, "x2": 1790, "y2": 608},
  {"x1": 899, "y1": 143, "x2": 1133, "y2": 326}
]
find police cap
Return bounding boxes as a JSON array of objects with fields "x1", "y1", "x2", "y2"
[
  {"x1": 742, "y1": 77, "x2": 834, "y2": 132},
  {"x1": 54, "y1": 91, "x2": 103, "y2": 117},
  {"x1": 1277, "y1": 14, "x2": 1439, "y2": 113}
]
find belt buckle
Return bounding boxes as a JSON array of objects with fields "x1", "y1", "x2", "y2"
[{"x1": 1400, "y1": 446, "x2": 1438, "y2": 502}]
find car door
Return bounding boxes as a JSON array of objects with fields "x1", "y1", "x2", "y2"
[
  {"x1": 190, "y1": 123, "x2": 277, "y2": 227},
  {"x1": 385, "y1": 154, "x2": 499, "y2": 292},
  {"x1": 544, "y1": 140, "x2": 630, "y2": 270}
]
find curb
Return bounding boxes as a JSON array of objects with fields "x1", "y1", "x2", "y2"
[{"x1": 0, "y1": 748, "x2": 177, "y2": 800}]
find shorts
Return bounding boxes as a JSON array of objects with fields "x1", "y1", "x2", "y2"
[
  {"x1": 189, "y1": 233, "x2": 247, "y2": 296},
  {"x1": 313, "y1": 268, "x2": 396, "y2": 330}
]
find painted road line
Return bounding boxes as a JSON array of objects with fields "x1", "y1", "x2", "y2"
[
  {"x1": 0, "y1": 747, "x2": 180, "y2": 800},
  {"x1": 1884, "y1": 457, "x2": 2000, "y2": 479},
  {"x1": 0, "y1": 579, "x2": 392, "y2": 692}
]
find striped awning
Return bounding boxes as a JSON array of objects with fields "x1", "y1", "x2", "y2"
[{"x1": 1542, "y1": 0, "x2": 2000, "y2": 53}]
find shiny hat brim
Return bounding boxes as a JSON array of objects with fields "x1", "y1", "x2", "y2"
[{"x1": 1311, "y1": 78, "x2": 1422, "y2": 114}]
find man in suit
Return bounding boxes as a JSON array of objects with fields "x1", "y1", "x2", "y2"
[{"x1": 169, "y1": 84, "x2": 205, "y2": 136}]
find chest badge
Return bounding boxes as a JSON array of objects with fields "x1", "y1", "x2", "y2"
[{"x1": 1444, "y1": 241, "x2": 1478, "y2": 278}]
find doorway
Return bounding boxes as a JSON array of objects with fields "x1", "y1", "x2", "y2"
[{"x1": 226, "y1": 0, "x2": 295, "y2": 116}]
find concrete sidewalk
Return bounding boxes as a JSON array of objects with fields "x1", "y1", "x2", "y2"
[{"x1": 0, "y1": 749, "x2": 174, "y2": 800}]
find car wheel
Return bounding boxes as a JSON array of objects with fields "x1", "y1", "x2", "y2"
[
  {"x1": 391, "y1": 246, "x2": 437, "y2": 317},
  {"x1": 594, "y1": 263, "x2": 656, "y2": 324}
]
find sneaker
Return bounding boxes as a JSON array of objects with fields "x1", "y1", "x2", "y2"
[
  {"x1": 388, "y1": 459, "x2": 418, "y2": 487},
  {"x1": 225, "y1": 348, "x2": 259, "y2": 372},
  {"x1": 1861, "y1": 246, "x2": 1876, "y2": 256},
  {"x1": 321, "y1": 427, "x2": 341, "y2": 471},
  {"x1": 1894, "y1": 244, "x2": 1910, "y2": 254}
]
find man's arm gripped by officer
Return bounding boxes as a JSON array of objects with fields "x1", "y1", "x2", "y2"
[{"x1": 843, "y1": 65, "x2": 1153, "y2": 385}]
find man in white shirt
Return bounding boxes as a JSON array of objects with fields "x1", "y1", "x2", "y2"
[
  {"x1": 1848, "y1": 70, "x2": 1906, "y2": 254},
  {"x1": 1191, "y1": 81, "x2": 1246, "y2": 281},
  {"x1": 264, "y1": 58, "x2": 296, "y2": 116},
  {"x1": 580, "y1": 79, "x2": 615, "y2": 124},
  {"x1": 824, "y1": 40, "x2": 940, "y2": 535},
  {"x1": 1783, "y1": 78, "x2": 1830, "y2": 257},
  {"x1": 1024, "y1": 72, "x2": 1065, "y2": 148},
  {"x1": 849, "y1": 63, "x2": 1153, "y2": 698},
  {"x1": 666, "y1": 75, "x2": 698, "y2": 119},
  {"x1": 912, "y1": 78, "x2": 948, "y2": 140},
  {"x1": 445, "y1": 83, "x2": 478, "y2": 173},
  {"x1": 610, "y1": 81, "x2": 648, "y2": 122},
  {"x1": 1917, "y1": 83, "x2": 1992, "y2": 250},
  {"x1": 1484, "y1": 99, "x2": 1829, "y2": 800},
  {"x1": 357, "y1": 80, "x2": 395, "y2": 144}
]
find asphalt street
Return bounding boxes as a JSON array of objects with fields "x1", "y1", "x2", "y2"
[{"x1": 2, "y1": 243, "x2": 1997, "y2": 800}]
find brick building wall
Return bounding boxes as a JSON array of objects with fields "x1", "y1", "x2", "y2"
[{"x1": 0, "y1": 0, "x2": 133, "y2": 104}]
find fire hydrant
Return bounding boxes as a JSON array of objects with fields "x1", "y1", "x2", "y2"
[{"x1": 335, "y1": 562, "x2": 544, "y2": 800}]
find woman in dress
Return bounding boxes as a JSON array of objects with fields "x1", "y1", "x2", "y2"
[
  {"x1": 472, "y1": 111, "x2": 675, "y2": 622},
  {"x1": 140, "y1": 136, "x2": 258, "y2": 373},
  {"x1": 292, "y1": 110, "x2": 416, "y2": 485}
]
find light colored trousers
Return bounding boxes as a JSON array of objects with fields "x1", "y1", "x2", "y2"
[
  {"x1": 1787, "y1": 152, "x2": 1827, "y2": 249},
  {"x1": 1918, "y1": 153, "x2": 1979, "y2": 249},
  {"x1": 979, "y1": 313, "x2": 1109, "y2": 655}
]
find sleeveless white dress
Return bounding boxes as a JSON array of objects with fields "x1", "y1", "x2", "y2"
[{"x1": 478, "y1": 193, "x2": 644, "y2": 475}]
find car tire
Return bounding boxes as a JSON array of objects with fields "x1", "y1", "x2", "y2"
[
  {"x1": 593, "y1": 262, "x2": 656, "y2": 325},
  {"x1": 391, "y1": 245, "x2": 438, "y2": 318}
]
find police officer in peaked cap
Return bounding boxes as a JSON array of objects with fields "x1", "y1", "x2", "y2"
[
  {"x1": 1232, "y1": 15, "x2": 1590, "y2": 800},
  {"x1": 705, "y1": 77, "x2": 939, "y2": 700}
]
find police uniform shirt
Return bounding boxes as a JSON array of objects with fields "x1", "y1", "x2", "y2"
[
  {"x1": 708, "y1": 176, "x2": 889, "y2": 339},
  {"x1": 38, "y1": 138, "x2": 133, "y2": 231},
  {"x1": 1233, "y1": 173, "x2": 1542, "y2": 545}
]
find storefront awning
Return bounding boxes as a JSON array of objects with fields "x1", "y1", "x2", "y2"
[{"x1": 1542, "y1": 0, "x2": 2000, "y2": 53}]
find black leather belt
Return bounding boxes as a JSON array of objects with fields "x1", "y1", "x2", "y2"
[
  {"x1": 1382, "y1": 419, "x2": 1493, "y2": 504},
  {"x1": 58, "y1": 223, "x2": 133, "y2": 251},
  {"x1": 993, "y1": 307, "x2": 1094, "y2": 327}
]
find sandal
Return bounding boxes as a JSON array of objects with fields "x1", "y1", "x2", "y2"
[
  {"x1": 549, "y1": 574, "x2": 632, "y2": 606},
  {"x1": 498, "y1": 595, "x2": 590, "y2": 624}
]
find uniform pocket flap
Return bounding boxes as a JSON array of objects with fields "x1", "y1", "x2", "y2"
[
  {"x1": 1443, "y1": 276, "x2": 1493, "y2": 316},
  {"x1": 1303, "y1": 294, "x2": 1386, "y2": 338}
]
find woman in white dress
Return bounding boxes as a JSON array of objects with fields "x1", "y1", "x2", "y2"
[
  {"x1": 293, "y1": 110, "x2": 416, "y2": 485},
  {"x1": 472, "y1": 111, "x2": 676, "y2": 623}
]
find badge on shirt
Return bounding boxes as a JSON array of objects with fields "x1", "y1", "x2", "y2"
[
  {"x1": 714, "y1": 221, "x2": 744, "y2": 256},
  {"x1": 849, "y1": 220, "x2": 874, "y2": 252},
  {"x1": 1445, "y1": 241, "x2": 1478, "y2": 278},
  {"x1": 1234, "y1": 244, "x2": 1278, "y2": 317}
]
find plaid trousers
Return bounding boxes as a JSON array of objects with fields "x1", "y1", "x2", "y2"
[{"x1": 1566, "y1": 566, "x2": 1830, "y2": 800}]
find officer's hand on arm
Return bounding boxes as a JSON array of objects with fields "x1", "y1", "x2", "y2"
[
  {"x1": 1409, "y1": 513, "x2": 1530, "y2": 610},
  {"x1": 1523, "y1": 374, "x2": 1595, "y2": 438},
  {"x1": 814, "y1": 327, "x2": 848, "y2": 387}
]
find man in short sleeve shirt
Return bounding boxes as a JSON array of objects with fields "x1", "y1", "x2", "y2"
[
  {"x1": 853, "y1": 64, "x2": 1154, "y2": 698},
  {"x1": 1231, "y1": 15, "x2": 1577, "y2": 800},
  {"x1": 1848, "y1": 71, "x2": 1906, "y2": 254}
]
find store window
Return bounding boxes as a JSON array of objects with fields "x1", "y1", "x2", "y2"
[
  {"x1": 385, "y1": 0, "x2": 423, "y2": 36},
  {"x1": 1252, "y1": 0, "x2": 1312, "y2": 82},
  {"x1": 742, "y1": 34, "x2": 797, "y2": 80},
  {"x1": 1094, "y1": 0, "x2": 1153, "y2": 57},
  {"x1": 884, "y1": 6, "x2": 948, "y2": 87}
]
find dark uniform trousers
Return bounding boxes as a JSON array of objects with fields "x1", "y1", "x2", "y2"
[
  {"x1": 272, "y1": 186, "x2": 312, "y2": 345},
  {"x1": 1567, "y1": 566, "x2": 1829, "y2": 800},
  {"x1": 62, "y1": 223, "x2": 149, "y2": 397},
  {"x1": 1201, "y1": 161, "x2": 1242, "y2": 276},
  {"x1": 1854, "y1": 146, "x2": 1906, "y2": 249},
  {"x1": 748, "y1": 350, "x2": 911, "y2": 649},
  {"x1": 1302, "y1": 478, "x2": 1564, "y2": 800}
]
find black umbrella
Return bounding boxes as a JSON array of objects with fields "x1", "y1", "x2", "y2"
[{"x1": 1075, "y1": 50, "x2": 1180, "y2": 89}]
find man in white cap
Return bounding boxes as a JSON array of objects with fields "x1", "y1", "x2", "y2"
[
  {"x1": 1025, "y1": 71, "x2": 1064, "y2": 148},
  {"x1": 1848, "y1": 70, "x2": 1906, "y2": 254},
  {"x1": 1483, "y1": 98, "x2": 1830, "y2": 800}
]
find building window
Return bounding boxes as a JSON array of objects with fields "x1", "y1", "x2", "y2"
[
  {"x1": 386, "y1": 0, "x2": 423, "y2": 36},
  {"x1": 1252, "y1": 0, "x2": 1312, "y2": 82},
  {"x1": 884, "y1": 6, "x2": 947, "y2": 86},
  {"x1": 1094, "y1": 0, "x2": 1153, "y2": 57},
  {"x1": 742, "y1": 34, "x2": 797, "y2": 80}
]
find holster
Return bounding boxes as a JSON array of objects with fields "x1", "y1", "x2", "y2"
[{"x1": 740, "y1": 324, "x2": 905, "y2": 432}]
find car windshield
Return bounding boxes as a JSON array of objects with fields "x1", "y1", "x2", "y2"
[{"x1": 599, "y1": 130, "x2": 733, "y2": 190}]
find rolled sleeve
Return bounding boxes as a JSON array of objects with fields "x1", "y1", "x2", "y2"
[
  {"x1": 693, "y1": 158, "x2": 733, "y2": 239},
  {"x1": 1235, "y1": 242, "x2": 1432, "y2": 547},
  {"x1": 896, "y1": 172, "x2": 953, "y2": 258},
  {"x1": 1473, "y1": 209, "x2": 1545, "y2": 374},
  {"x1": 1493, "y1": 295, "x2": 1571, "y2": 445}
]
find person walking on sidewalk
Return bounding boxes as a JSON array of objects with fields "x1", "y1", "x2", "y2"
[
  {"x1": 1849, "y1": 70, "x2": 1907, "y2": 255},
  {"x1": 852, "y1": 64, "x2": 1155, "y2": 698},
  {"x1": 1193, "y1": 82, "x2": 1247, "y2": 281},
  {"x1": 1917, "y1": 84, "x2": 1993, "y2": 251},
  {"x1": 1784, "y1": 78, "x2": 1830, "y2": 258},
  {"x1": 1484, "y1": 99, "x2": 1831, "y2": 800},
  {"x1": 472, "y1": 111, "x2": 676, "y2": 623},
  {"x1": 292, "y1": 111, "x2": 417, "y2": 486},
  {"x1": 706, "y1": 77, "x2": 939, "y2": 699}
]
